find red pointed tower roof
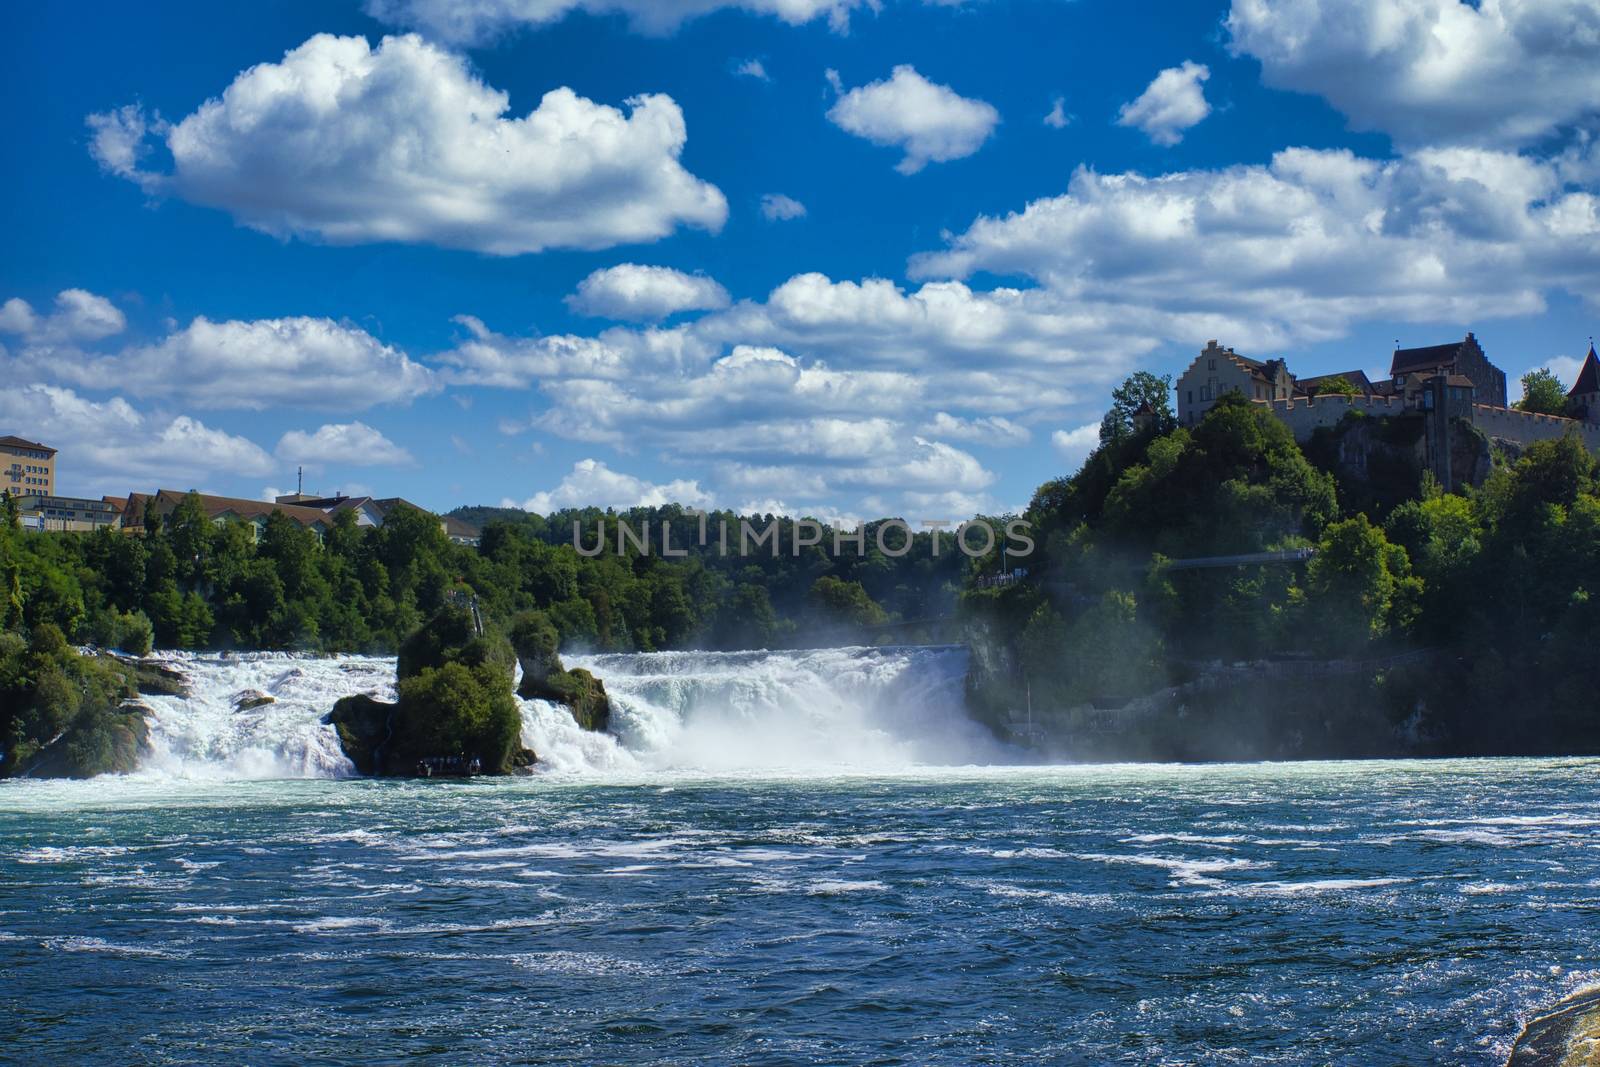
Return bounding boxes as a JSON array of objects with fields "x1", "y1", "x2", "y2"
[{"x1": 1569, "y1": 344, "x2": 1600, "y2": 397}]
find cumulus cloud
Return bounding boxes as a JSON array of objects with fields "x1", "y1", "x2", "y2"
[
  {"x1": 1227, "y1": 0, "x2": 1600, "y2": 148},
  {"x1": 6, "y1": 313, "x2": 437, "y2": 411},
  {"x1": 1043, "y1": 97, "x2": 1071, "y2": 129},
  {"x1": 567, "y1": 264, "x2": 731, "y2": 321},
  {"x1": 760, "y1": 193, "x2": 807, "y2": 221},
  {"x1": 0, "y1": 385, "x2": 273, "y2": 495},
  {"x1": 1117, "y1": 61, "x2": 1211, "y2": 146},
  {"x1": 0, "y1": 289, "x2": 126, "y2": 344},
  {"x1": 439, "y1": 275, "x2": 1095, "y2": 514},
  {"x1": 367, "y1": 0, "x2": 861, "y2": 43},
  {"x1": 910, "y1": 146, "x2": 1600, "y2": 348},
  {"x1": 276, "y1": 422, "x2": 415, "y2": 466},
  {"x1": 87, "y1": 33, "x2": 727, "y2": 255},
  {"x1": 922, "y1": 411, "x2": 1031, "y2": 445},
  {"x1": 506, "y1": 458, "x2": 715, "y2": 514},
  {"x1": 1051, "y1": 422, "x2": 1101, "y2": 473},
  {"x1": 826, "y1": 65, "x2": 1000, "y2": 174}
]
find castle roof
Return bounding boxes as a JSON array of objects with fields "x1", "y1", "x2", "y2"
[
  {"x1": 1390, "y1": 332, "x2": 1484, "y2": 377},
  {"x1": 1569, "y1": 345, "x2": 1600, "y2": 397}
]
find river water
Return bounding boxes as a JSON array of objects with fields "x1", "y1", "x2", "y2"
[{"x1": 2, "y1": 650, "x2": 1597, "y2": 1064}]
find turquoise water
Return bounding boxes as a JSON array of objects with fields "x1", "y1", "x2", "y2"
[{"x1": 4, "y1": 759, "x2": 1598, "y2": 1064}]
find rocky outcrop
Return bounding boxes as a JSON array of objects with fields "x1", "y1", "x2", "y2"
[
  {"x1": 232, "y1": 689, "x2": 275, "y2": 712},
  {"x1": 520, "y1": 666, "x2": 612, "y2": 733},
  {"x1": 101, "y1": 653, "x2": 189, "y2": 697},
  {"x1": 23, "y1": 702, "x2": 152, "y2": 778},
  {"x1": 510, "y1": 611, "x2": 611, "y2": 733},
  {"x1": 1, "y1": 628, "x2": 158, "y2": 780},
  {"x1": 325, "y1": 694, "x2": 394, "y2": 775},
  {"x1": 326, "y1": 605, "x2": 533, "y2": 776},
  {"x1": 1507, "y1": 986, "x2": 1600, "y2": 1066}
]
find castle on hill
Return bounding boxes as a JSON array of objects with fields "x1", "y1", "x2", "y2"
[{"x1": 1175, "y1": 333, "x2": 1600, "y2": 490}]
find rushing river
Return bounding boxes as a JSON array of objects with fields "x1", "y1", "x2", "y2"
[{"x1": 3, "y1": 651, "x2": 1597, "y2": 1064}]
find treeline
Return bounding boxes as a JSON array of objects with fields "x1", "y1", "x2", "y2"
[
  {"x1": 963, "y1": 383, "x2": 1600, "y2": 755},
  {"x1": 1, "y1": 494, "x2": 987, "y2": 658}
]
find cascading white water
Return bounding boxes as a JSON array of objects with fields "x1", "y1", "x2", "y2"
[
  {"x1": 564, "y1": 645, "x2": 1004, "y2": 773},
  {"x1": 137, "y1": 652, "x2": 393, "y2": 779},
  {"x1": 132, "y1": 645, "x2": 1001, "y2": 779}
]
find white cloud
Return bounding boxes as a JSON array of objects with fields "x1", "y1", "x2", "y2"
[
  {"x1": 276, "y1": 422, "x2": 415, "y2": 466},
  {"x1": 1043, "y1": 97, "x2": 1071, "y2": 129},
  {"x1": 910, "y1": 147, "x2": 1600, "y2": 349},
  {"x1": 567, "y1": 264, "x2": 731, "y2": 321},
  {"x1": 826, "y1": 65, "x2": 1000, "y2": 174},
  {"x1": 1051, "y1": 422, "x2": 1100, "y2": 473},
  {"x1": 1117, "y1": 61, "x2": 1211, "y2": 146},
  {"x1": 1227, "y1": 0, "x2": 1600, "y2": 148},
  {"x1": 150, "y1": 318, "x2": 437, "y2": 411},
  {"x1": 88, "y1": 33, "x2": 726, "y2": 255},
  {"x1": 0, "y1": 289, "x2": 126, "y2": 344},
  {"x1": 17, "y1": 315, "x2": 438, "y2": 411},
  {"x1": 733, "y1": 58, "x2": 770, "y2": 81},
  {"x1": 507, "y1": 458, "x2": 715, "y2": 514},
  {"x1": 921, "y1": 411, "x2": 1031, "y2": 445},
  {"x1": 760, "y1": 193, "x2": 807, "y2": 221},
  {"x1": 0, "y1": 385, "x2": 273, "y2": 495}
]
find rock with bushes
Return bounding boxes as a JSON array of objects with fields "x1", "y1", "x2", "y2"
[
  {"x1": 0, "y1": 625, "x2": 155, "y2": 778},
  {"x1": 510, "y1": 610, "x2": 612, "y2": 733},
  {"x1": 326, "y1": 605, "x2": 533, "y2": 775}
]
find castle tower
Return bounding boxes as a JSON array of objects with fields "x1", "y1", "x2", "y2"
[{"x1": 1568, "y1": 344, "x2": 1600, "y2": 424}]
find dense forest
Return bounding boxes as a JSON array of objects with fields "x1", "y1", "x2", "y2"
[
  {"x1": 962, "y1": 378, "x2": 1600, "y2": 757},
  {"x1": 0, "y1": 491, "x2": 988, "y2": 658}
]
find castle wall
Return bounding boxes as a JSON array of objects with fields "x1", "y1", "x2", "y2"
[
  {"x1": 1471, "y1": 405, "x2": 1600, "y2": 452},
  {"x1": 1257, "y1": 395, "x2": 1600, "y2": 452},
  {"x1": 1261, "y1": 395, "x2": 1407, "y2": 440}
]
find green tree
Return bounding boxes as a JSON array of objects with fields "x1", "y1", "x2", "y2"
[
  {"x1": 1299, "y1": 514, "x2": 1418, "y2": 651},
  {"x1": 1312, "y1": 375, "x2": 1360, "y2": 397},
  {"x1": 1515, "y1": 368, "x2": 1570, "y2": 416},
  {"x1": 395, "y1": 661, "x2": 522, "y2": 768},
  {"x1": 807, "y1": 576, "x2": 888, "y2": 629},
  {"x1": 1100, "y1": 371, "x2": 1177, "y2": 445}
]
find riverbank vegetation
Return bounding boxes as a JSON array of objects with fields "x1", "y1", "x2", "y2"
[
  {"x1": 962, "y1": 386, "x2": 1600, "y2": 757},
  {"x1": 1, "y1": 490, "x2": 971, "y2": 657}
]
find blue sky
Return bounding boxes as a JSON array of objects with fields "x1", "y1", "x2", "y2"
[{"x1": 2, "y1": 0, "x2": 1597, "y2": 519}]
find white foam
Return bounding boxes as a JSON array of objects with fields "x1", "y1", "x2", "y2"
[
  {"x1": 566, "y1": 644, "x2": 1003, "y2": 774},
  {"x1": 137, "y1": 651, "x2": 376, "y2": 779}
]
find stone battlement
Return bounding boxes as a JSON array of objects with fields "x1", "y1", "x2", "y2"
[{"x1": 1258, "y1": 395, "x2": 1600, "y2": 452}]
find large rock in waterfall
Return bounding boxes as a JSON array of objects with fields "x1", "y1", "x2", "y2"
[
  {"x1": 324, "y1": 605, "x2": 533, "y2": 776},
  {"x1": 510, "y1": 611, "x2": 612, "y2": 733}
]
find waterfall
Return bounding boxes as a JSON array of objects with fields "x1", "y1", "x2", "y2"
[
  {"x1": 132, "y1": 644, "x2": 1001, "y2": 779},
  {"x1": 562, "y1": 645, "x2": 1002, "y2": 774},
  {"x1": 137, "y1": 652, "x2": 391, "y2": 779}
]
